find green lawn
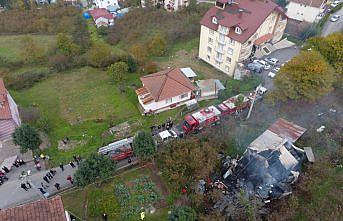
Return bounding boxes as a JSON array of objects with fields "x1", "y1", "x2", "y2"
[
  {"x1": 0, "y1": 35, "x2": 56, "y2": 62},
  {"x1": 62, "y1": 168, "x2": 169, "y2": 221},
  {"x1": 10, "y1": 66, "x2": 185, "y2": 165}
]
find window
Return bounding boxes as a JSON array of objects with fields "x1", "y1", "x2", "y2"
[
  {"x1": 207, "y1": 55, "x2": 211, "y2": 61},
  {"x1": 215, "y1": 61, "x2": 221, "y2": 67},
  {"x1": 219, "y1": 25, "x2": 228, "y2": 34},
  {"x1": 207, "y1": 46, "x2": 212, "y2": 53},
  {"x1": 235, "y1": 27, "x2": 242, "y2": 34},
  {"x1": 217, "y1": 44, "x2": 224, "y2": 52},
  {"x1": 180, "y1": 93, "x2": 188, "y2": 99},
  {"x1": 209, "y1": 29, "x2": 214, "y2": 35},
  {"x1": 225, "y1": 65, "x2": 230, "y2": 72},
  {"x1": 165, "y1": 98, "x2": 172, "y2": 104},
  {"x1": 229, "y1": 38, "x2": 235, "y2": 46},
  {"x1": 212, "y1": 17, "x2": 218, "y2": 24},
  {"x1": 216, "y1": 52, "x2": 223, "y2": 60},
  {"x1": 208, "y1": 37, "x2": 213, "y2": 45},
  {"x1": 227, "y1": 48, "x2": 233, "y2": 55},
  {"x1": 226, "y1": 57, "x2": 231, "y2": 63}
]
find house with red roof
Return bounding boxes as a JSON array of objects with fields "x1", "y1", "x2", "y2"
[
  {"x1": 0, "y1": 196, "x2": 71, "y2": 221},
  {"x1": 286, "y1": 0, "x2": 327, "y2": 23},
  {"x1": 198, "y1": 0, "x2": 287, "y2": 77},
  {"x1": 135, "y1": 68, "x2": 198, "y2": 114},
  {"x1": 88, "y1": 8, "x2": 114, "y2": 28},
  {"x1": 0, "y1": 79, "x2": 21, "y2": 142}
]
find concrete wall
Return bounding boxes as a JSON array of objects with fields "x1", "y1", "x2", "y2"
[{"x1": 286, "y1": 2, "x2": 321, "y2": 23}]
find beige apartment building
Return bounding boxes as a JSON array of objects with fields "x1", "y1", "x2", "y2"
[{"x1": 198, "y1": 0, "x2": 287, "y2": 77}]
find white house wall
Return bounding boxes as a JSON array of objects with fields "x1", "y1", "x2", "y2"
[
  {"x1": 139, "y1": 92, "x2": 192, "y2": 112},
  {"x1": 93, "y1": 0, "x2": 119, "y2": 8}
]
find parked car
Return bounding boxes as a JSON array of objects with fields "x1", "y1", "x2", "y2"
[
  {"x1": 264, "y1": 57, "x2": 279, "y2": 65},
  {"x1": 257, "y1": 86, "x2": 268, "y2": 95},
  {"x1": 330, "y1": 15, "x2": 340, "y2": 22},
  {"x1": 268, "y1": 71, "x2": 276, "y2": 78},
  {"x1": 247, "y1": 62, "x2": 263, "y2": 73},
  {"x1": 253, "y1": 59, "x2": 271, "y2": 70},
  {"x1": 331, "y1": 1, "x2": 340, "y2": 7},
  {"x1": 273, "y1": 67, "x2": 280, "y2": 72}
]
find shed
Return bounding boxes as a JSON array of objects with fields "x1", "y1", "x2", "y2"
[
  {"x1": 180, "y1": 67, "x2": 197, "y2": 81},
  {"x1": 196, "y1": 79, "x2": 225, "y2": 100}
]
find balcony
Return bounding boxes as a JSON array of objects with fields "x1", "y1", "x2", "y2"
[
  {"x1": 215, "y1": 47, "x2": 224, "y2": 54},
  {"x1": 215, "y1": 56, "x2": 223, "y2": 62},
  {"x1": 218, "y1": 27, "x2": 228, "y2": 35}
]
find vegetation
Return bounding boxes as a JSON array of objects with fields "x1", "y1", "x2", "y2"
[
  {"x1": 307, "y1": 33, "x2": 343, "y2": 83},
  {"x1": 157, "y1": 138, "x2": 219, "y2": 190},
  {"x1": 132, "y1": 131, "x2": 156, "y2": 161},
  {"x1": 107, "y1": 61, "x2": 128, "y2": 83},
  {"x1": 12, "y1": 123, "x2": 42, "y2": 154},
  {"x1": 86, "y1": 42, "x2": 113, "y2": 67},
  {"x1": 148, "y1": 33, "x2": 167, "y2": 56},
  {"x1": 168, "y1": 206, "x2": 197, "y2": 221},
  {"x1": 74, "y1": 153, "x2": 117, "y2": 187},
  {"x1": 270, "y1": 50, "x2": 335, "y2": 102}
]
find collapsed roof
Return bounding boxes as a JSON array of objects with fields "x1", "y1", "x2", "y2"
[{"x1": 224, "y1": 118, "x2": 307, "y2": 199}]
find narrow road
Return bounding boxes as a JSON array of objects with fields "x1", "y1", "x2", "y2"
[
  {"x1": 321, "y1": 7, "x2": 343, "y2": 37},
  {"x1": 0, "y1": 157, "x2": 138, "y2": 209}
]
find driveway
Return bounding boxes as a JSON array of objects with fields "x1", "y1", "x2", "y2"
[
  {"x1": 321, "y1": 6, "x2": 343, "y2": 37},
  {"x1": 257, "y1": 46, "x2": 300, "y2": 90}
]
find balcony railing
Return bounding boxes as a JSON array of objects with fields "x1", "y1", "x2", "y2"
[
  {"x1": 215, "y1": 47, "x2": 224, "y2": 54},
  {"x1": 215, "y1": 56, "x2": 223, "y2": 62}
]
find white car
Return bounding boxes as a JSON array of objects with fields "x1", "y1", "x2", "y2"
[
  {"x1": 268, "y1": 71, "x2": 276, "y2": 78},
  {"x1": 264, "y1": 57, "x2": 279, "y2": 65},
  {"x1": 253, "y1": 59, "x2": 271, "y2": 70},
  {"x1": 331, "y1": 1, "x2": 340, "y2": 7},
  {"x1": 257, "y1": 86, "x2": 268, "y2": 95},
  {"x1": 330, "y1": 15, "x2": 340, "y2": 22},
  {"x1": 273, "y1": 67, "x2": 280, "y2": 72}
]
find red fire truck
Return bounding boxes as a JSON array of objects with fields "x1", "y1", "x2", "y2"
[
  {"x1": 217, "y1": 94, "x2": 251, "y2": 115},
  {"x1": 182, "y1": 105, "x2": 222, "y2": 134}
]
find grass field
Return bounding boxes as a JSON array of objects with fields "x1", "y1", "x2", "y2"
[
  {"x1": 0, "y1": 35, "x2": 56, "y2": 62},
  {"x1": 62, "y1": 168, "x2": 169, "y2": 221},
  {"x1": 10, "y1": 66, "x2": 185, "y2": 165}
]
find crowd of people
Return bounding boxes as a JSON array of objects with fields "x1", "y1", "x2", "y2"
[{"x1": 18, "y1": 155, "x2": 79, "y2": 196}]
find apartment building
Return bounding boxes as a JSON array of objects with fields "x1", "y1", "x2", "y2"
[{"x1": 198, "y1": 0, "x2": 287, "y2": 77}]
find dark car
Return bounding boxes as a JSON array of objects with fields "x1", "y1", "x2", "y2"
[{"x1": 247, "y1": 62, "x2": 263, "y2": 73}]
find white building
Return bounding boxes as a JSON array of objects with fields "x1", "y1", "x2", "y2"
[
  {"x1": 286, "y1": 0, "x2": 327, "y2": 23},
  {"x1": 93, "y1": 0, "x2": 119, "y2": 9},
  {"x1": 136, "y1": 68, "x2": 198, "y2": 114},
  {"x1": 198, "y1": 0, "x2": 287, "y2": 77}
]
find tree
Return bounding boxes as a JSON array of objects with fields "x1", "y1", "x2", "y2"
[
  {"x1": 107, "y1": 61, "x2": 128, "y2": 82},
  {"x1": 129, "y1": 43, "x2": 148, "y2": 64},
  {"x1": 21, "y1": 36, "x2": 44, "y2": 64},
  {"x1": 74, "y1": 153, "x2": 117, "y2": 187},
  {"x1": 56, "y1": 33, "x2": 80, "y2": 57},
  {"x1": 48, "y1": 54, "x2": 72, "y2": 72},
  {"x1": 132, "y1": 131, "x2": 156, "y2": 160},
  {"x1": 127, "y1": 55, "x2": 138, "y2": 73},
  {"x1": 144, "y1": 61, "x2": 158, "y2": 74},
  {"x1": 234, "y1": 94, "x2": 244, "y2": 111},
  {"x1": 271, "y1": 51, "x2": 336, "y2": 102},
  {"x1": 87, "y1": 42, "x2": 112, "y2": 67},
  {"x1": 148, "y1": 33, "x2": 167, "y2": 56},
  {"x1": 12, "y1": 124, "x2": 42, "y2": 154},
  {"x1": 307, "y1": 33, "x2": 343, "y2": 83},
  {"x1": 168, "y1": 206, "x2": 197, "y2": 221},
  {"x1": 71, "y1": 14, "x2": 90, "y2": 52},
  {"x1": 157, "y1": 138, "x2": 218, "y2": 188}
]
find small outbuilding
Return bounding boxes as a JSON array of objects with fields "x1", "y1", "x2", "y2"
[
  {"x1": 196, "y1": 79, "x2": 225, "y2": 100},
  {"x1": 180, "y1": 67, "x2": 197, "y2": 81}
]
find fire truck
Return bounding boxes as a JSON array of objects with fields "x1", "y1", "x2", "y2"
[
  {"x1": 181, "y1": 105, "x2": 222, "y2": 134},
  {"x1": 98, "y1": 137, "x2": 134, "y2": 161},
  {"x1": 216, "y1": 94, "x2": 251, "y2": 116}
]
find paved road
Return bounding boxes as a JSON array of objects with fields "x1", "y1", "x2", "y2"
[
  {"x1": 0, "y1": 157, "x2": 138, "y2": 209},
  {"x1": 258, "y1": 46, "x2": 300, "y2": 90},
  {"x1": 321, "y1": 7, "x2": 343, "y2": 37}
]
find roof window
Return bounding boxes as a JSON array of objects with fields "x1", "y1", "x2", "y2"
[
  {"x1": 212, "y1": 17, "x2": 218, "y2": 24},
  {"x1": 235, "y1": 26, "x2": 242, "y2": 34}
]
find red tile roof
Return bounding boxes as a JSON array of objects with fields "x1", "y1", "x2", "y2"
[
  {"x1": 140, "y1": 68, "x2": 198, "y2": 102},
  {"x1": 0, "y1": 79, "x2": 13, "y2": 120},
  {"x1": 0, "y1": 196, "x2": 67, "y2": 221},
  {"x1": 200, "y1": 0, "x2": 286, "y2": 43},
  {"x1": 88, "y1": 8, "x2": 113, "y2": 20},
  {"x1": 288, "y1": 0, "x2": 324, "y2": 8}
]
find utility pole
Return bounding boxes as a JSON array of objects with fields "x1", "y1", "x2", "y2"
[{"x1": 246, "y1": 84, "x2": 261, "y2": 120}]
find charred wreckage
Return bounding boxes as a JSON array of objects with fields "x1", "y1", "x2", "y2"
[{"x1": 200, "y1": 118, "x2": 314, "y2": 218}]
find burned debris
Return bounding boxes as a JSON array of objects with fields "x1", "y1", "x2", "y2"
[{"x1": 208, "y1": 119, "x2": 314, "y2": 218}]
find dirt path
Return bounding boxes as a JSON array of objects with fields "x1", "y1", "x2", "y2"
[{"x1": 148, "y1": 162, "x2": 170, "y2": 208}]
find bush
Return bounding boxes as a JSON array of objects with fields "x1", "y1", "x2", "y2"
[
  {"x1": 48, "y1": 54, "x2": 72, "y2": 72},
  {"x1": 87, "y1": 42, "x2": 113, "y2": 67},
  {"x1": 12, "y1": 124, "x2": 42, "y2": 154},
  {"x1": 5, "y1": 71, "x2": 49, "y2": 90},
  {"x1": 143, "y1": 61, "x2": 159, "y2": 74},
  {"x1": 127, "y1": 55, "x2": 138, "y2": 73},
  {"x1": 148, "y1": 33, "x2": 167, "y2": 56}
]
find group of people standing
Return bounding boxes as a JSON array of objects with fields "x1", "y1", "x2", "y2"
[{"x1": 19, "y1": 155, "x2": 80, "y2": 195}]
